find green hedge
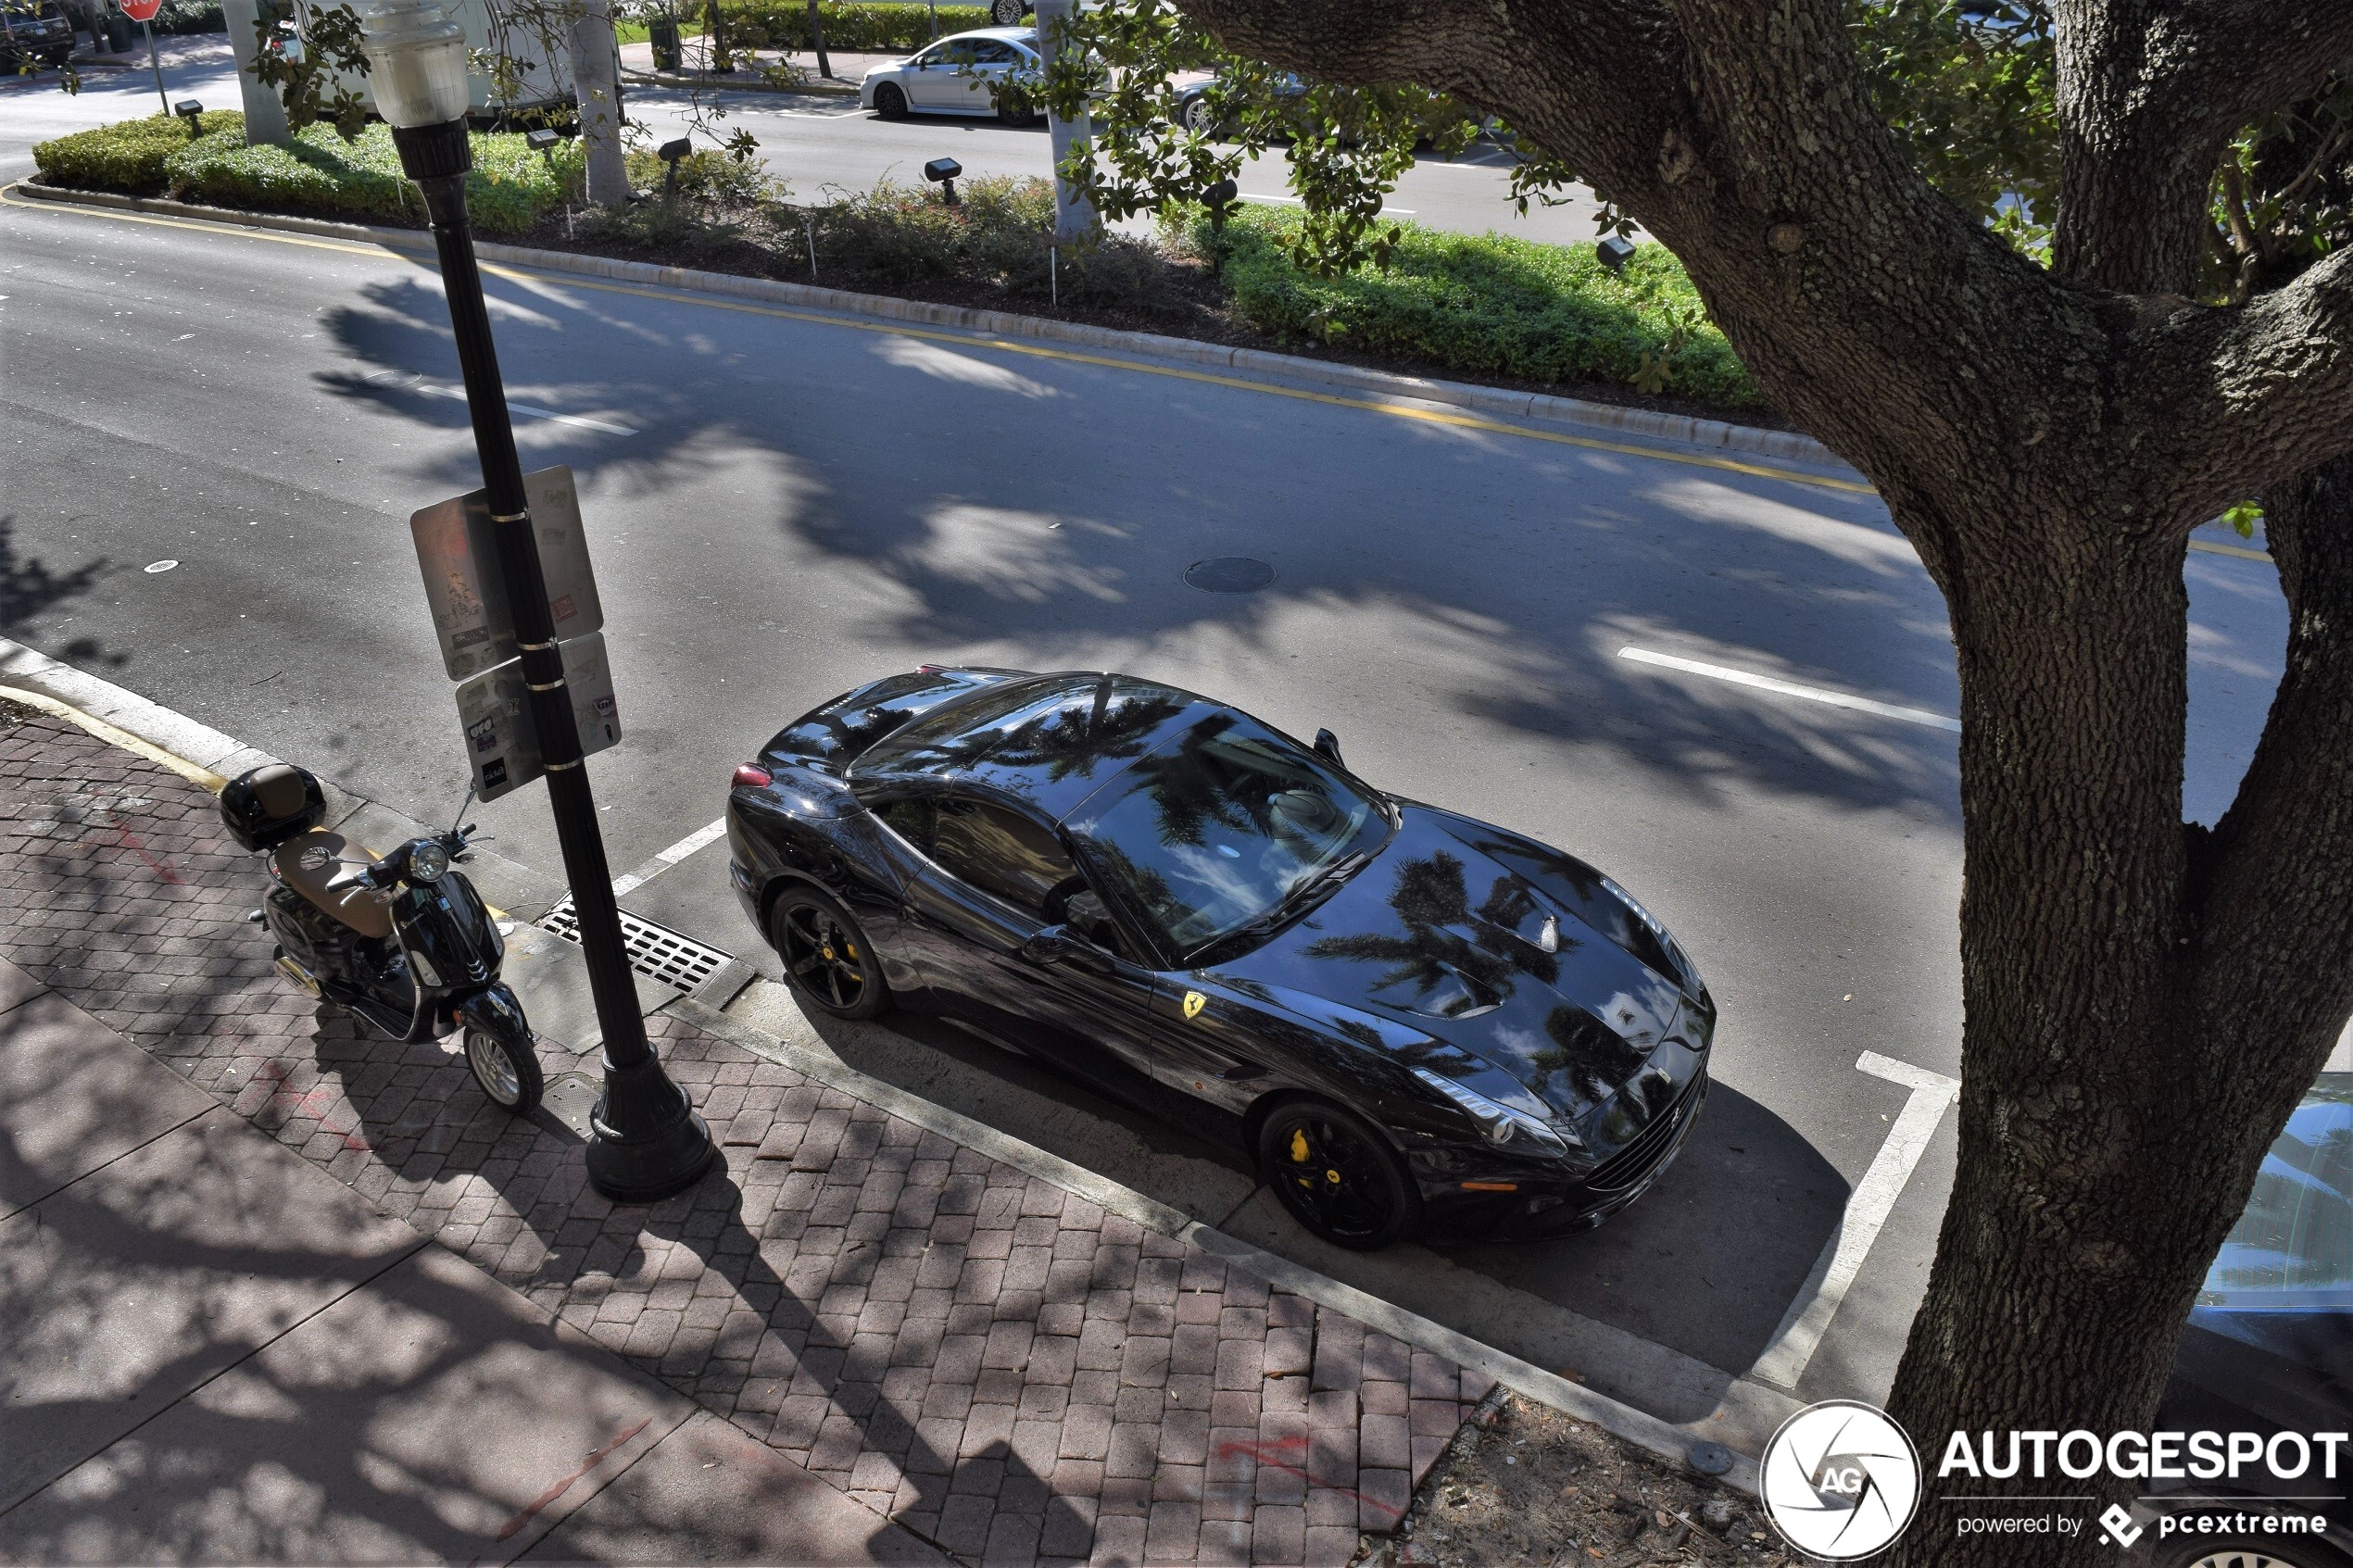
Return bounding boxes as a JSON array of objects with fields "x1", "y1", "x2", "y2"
[
  {"x1": 1203, "y1": 208, "x2": 1761, "y2": 408},
  {"x1": 30, "y1": 110, "x2": 242, "y2": 192},
  {"x1": 151, "y1": 0, "x2": 227, "y2": 34},
  {"x1": 686, "y1": 1, "x2": 993, "y2": 52},
  {"x1": 35, "y1": 114, "x2": 573, "y2": 236}
]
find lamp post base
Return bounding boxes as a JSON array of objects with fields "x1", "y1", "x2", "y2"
[{"x1": 586, "y1": 1049, "x2": 718, "y2": 1202}]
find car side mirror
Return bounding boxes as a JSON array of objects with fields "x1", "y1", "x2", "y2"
[{"x1": 1314, "y1": 728, "x2": 1344, "y2": 766}]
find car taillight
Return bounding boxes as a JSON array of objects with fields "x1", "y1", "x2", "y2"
[
  {"x1": 732, "y1": 763, "x2": 773, "y2": 789},
  {"x1": 917, "y1": 663, "x2": 947, "y2": 673}
]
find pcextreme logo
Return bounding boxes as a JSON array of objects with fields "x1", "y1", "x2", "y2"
[{"x1": 1760, "y1": 1400, "x2": 1924, "y2": 1561}]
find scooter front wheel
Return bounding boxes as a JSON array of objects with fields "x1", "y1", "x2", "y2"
[{"x1": 465, "y1": 1025, "x2": 544, "y2": 1115}]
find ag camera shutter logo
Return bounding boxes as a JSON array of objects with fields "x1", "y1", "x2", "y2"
[{"x1": 1761, "y1": 1400, "x2": 1922, "y2": 1560}]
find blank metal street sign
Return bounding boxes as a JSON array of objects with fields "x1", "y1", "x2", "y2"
[
  {"x1": 411, "y1": 466, "x2": 605, "y2": 681},
  {"x1": 454, "y1": 632, "x2": 621, "y2": 802}
]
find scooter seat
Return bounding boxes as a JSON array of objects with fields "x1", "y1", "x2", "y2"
[{"x1": 273, "y1": 829, "x2": 394, "y2": 939}]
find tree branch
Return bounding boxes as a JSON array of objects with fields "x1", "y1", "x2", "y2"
[
  {"x1": 2052, "y1": 0, "x2": 2353, "y2": 292},
  {"x1": 2190, "y1": 455, "x2": 2353, "y2": 1139},
  {"x1": 2133, "y1": 245, "x2": 2353, "y2": 504}
]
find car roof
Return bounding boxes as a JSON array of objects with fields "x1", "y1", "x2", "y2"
[
  {"x1": 856, "y1": 672, "x2": 1219, "y2": 824},
  {"x1": 929, "y1": 26, "x2": 1038, "y2": 44}
]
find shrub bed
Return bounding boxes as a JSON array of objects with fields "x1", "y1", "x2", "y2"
[
  {"x1": 1194, "y1": 207, "x2": 1762, "y2": 408},
  {"x1": 649, "y1": 0, "x2": 991, "y2": 52},
  {"x1": 33, "y1": 114, "x2": 574, "y2": 235},
  {"x1": 29, "y1": 109, "x2": 242, "y2": 192},
  {"x1": 151, "y1": 0, "x2": 226, "y2": 33}
]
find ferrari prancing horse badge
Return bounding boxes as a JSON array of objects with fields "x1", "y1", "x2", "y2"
[{"x1": 1182, "y1": 990, "x2": 1208, "y2": 1019}]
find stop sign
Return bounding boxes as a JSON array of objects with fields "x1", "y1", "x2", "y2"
[{"x1": 120, "y1": 0, "x2": 162, "y2": 20}]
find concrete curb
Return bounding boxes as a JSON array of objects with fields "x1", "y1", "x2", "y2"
[
  {"x1": 675, "y1": 992, "x2": 1765, "y2": 1496},
  {"x1": 7, "y1": 178, "x2": 1859, "y2": 477},
  {"x1": 0, "y1": 636, "x2": 564, "y2": 921},
  {"x1": 0, "y1": 632, "x2": 1767, "y2": 1496}
]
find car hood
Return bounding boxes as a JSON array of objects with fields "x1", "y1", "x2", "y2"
[{"x1": 1201, "y1": 805, "x2": 1708, "y2": 1143}]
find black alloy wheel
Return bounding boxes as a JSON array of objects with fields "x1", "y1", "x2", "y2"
[
  {"x1": 874, "y1": 82, "x2": 909, "y2": 119},
  {"x1": 998, "y1": 95, "x2": 1038, "y2": 128},
  {"x1": 1255, "y1": 1097, "x2": 1417, "y2": 1250},
  {"x1": 772, "y1": 886, "x2": 890, "y2": 1020}
]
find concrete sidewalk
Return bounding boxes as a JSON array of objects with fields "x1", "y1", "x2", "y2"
[{"x1": 0, "y1": 694, "x2": 1499, "y2": 1565}]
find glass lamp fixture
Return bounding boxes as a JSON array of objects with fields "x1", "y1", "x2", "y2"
[{"x1": 356, "y1": 0, "x2": 469, "y2": 128}]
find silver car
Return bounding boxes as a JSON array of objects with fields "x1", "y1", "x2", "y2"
[{"x1": 859, "y1": 27, "x2": 1042, "y2": 125}]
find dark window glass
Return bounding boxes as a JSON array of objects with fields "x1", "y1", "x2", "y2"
[
  {"x1": 855, "y1": 676, "x2": 1077, "y2": 781},
  {"x1": 871, "y1": 797, "x2": 937, "y2": 855},
  {"x1": 769, "y1": 671, "x2": 987, "y2": 769},
  {"x1": 2204, "y1": 1086, "x2": 2353, "y2": 1299},
  {"x1": 968, "y1": 39, "x2": 1015, "y2": 62},
  {"x1": 1070, "y1": 713, "x2": 1390, "y2": 959},
  {"x1": 931, "y1": 799, "x2": 1079, "y2": 920}
]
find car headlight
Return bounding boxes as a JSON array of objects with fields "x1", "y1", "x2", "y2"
[
  {"x1": 1411, "y1": 1068, "x2": 1581, "y2": 1156},
  {"x1": 409, "y1": 841, "x2": 449, "y2": 884}
]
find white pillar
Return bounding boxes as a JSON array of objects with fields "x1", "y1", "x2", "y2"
[
  {"x1": 219, "y1": 0, "x2": 290, "y2": 144},
  {"x1": 568, "y1": 0, "x2": 628, "y2": 206},
  {"x1": 1032, "y1": 0, "x2": 1096, "y2": 243}
]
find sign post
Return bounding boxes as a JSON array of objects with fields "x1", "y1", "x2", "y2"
[{"x1": 120, "y1": 0, "x2": 168, "y2": 117}]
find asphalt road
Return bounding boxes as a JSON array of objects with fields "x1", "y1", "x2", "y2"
[{"x1": 0, "y1": 170, "x2": 2293, "y2": 1447}]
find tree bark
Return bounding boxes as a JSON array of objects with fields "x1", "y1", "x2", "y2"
[
  {"x1": 569, "y1": 0, "x2": 629, "y2": 207},
  {"x1": 1165, "y1": 2, "x2": 2353, "y2": 1564}
]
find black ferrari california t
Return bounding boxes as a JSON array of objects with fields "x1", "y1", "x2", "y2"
[{"x1": 725, "y1": 667, "x2": 1714, "y2": 1250}]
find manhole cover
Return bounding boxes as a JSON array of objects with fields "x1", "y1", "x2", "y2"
[
  {"x1": 535, "y1": 1071, "x2": 601, "y2": 1141},
  {"x1": 1185, "y1": 557, "x2": 1276, "y2": 593}
]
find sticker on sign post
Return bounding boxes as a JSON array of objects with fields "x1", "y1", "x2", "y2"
[
  {"x1": 454, "y1": 633, "x2": 621, "y2": 802},
  {"x1": 411, "y1": 465, "x2": 604, "y2": 681}
]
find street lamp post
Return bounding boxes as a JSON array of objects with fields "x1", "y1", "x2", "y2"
[{"x1": 358, "y1": 0, "x2": 715, "y2": 1204}]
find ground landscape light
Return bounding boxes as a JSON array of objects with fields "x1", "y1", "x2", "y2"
[
  {"x1": 1596, "y1": 233, "x2": 1638, "y2": 273},
  {"x1": 172, "y1": 98, "x2": 203, "y2": 133},
  {"x1": 354, "y1": 0, "x2": 470, "y2": 129},
  {"x1": 925, "y1": 156, "x2": 963, "y2": 205}
]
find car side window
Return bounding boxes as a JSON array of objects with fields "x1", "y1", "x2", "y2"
[
  {"x1": 930, "y1": 798, "x2": 1078, "y2": 921},
  {"x1": 968, "y1": 40, "x2": 1015, "y2": 64},
  {"x1": 871, "y1": 796, "x2": 937, "y2": 856}
]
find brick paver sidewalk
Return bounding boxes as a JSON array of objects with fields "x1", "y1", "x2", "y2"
[{"x1": 0, "y1": 697, "x2": 1492, "y2": 1566}]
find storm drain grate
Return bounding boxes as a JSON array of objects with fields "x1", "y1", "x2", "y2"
[{"x1": 539, "y1": 897, "x2": 733, "y2": 996}]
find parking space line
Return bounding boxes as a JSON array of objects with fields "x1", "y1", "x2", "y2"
[
  {"x1": 1617, "y1": 646, "x2": 1961, "y2": 732},
  {"x1": 610, "y1": 816, "x2": 728, "y2": 897},
  {"x1": 1751, "y1": 1051, "x2": 1960, "y2": 1392}
]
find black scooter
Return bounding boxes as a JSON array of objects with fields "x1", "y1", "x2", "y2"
[{"x1": 220, "y1": 763, "x2": 544, "y2": 1115}]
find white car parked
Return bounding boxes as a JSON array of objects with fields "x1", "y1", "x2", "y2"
[{"x1": 859, "y1": 28, "x2": 1043, "y2": 125}]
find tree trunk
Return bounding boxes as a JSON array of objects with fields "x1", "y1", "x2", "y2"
[{"x1": 569, "y1": 0, "x2": 628, "y2": 207}]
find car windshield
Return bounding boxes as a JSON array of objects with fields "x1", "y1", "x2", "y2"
[
  {"x1": 1069, "y1": 712, "x2": 1390, "y2": 960},
  {"x1": 2200, "y1": 1075, "x2": 2353, "y2": 1305}
]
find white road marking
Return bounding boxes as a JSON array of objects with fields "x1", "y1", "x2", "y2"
[
  {"x1": 1751, "y1": 1051, "x2": 1960, "y2": 1392},
  {"x1": 610, "y1": 816, "x2": 729, "y2": 897},
  {"x1": 413, "y1": 383, "x2": 636, "y2": 435},
  {"x1": 1617, "y1": 646, "x2": 1961, "y2": 733}
]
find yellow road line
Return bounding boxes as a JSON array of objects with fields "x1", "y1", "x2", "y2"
[
  {"x1": 0, "y1": 684, "x2": 228, "y2": 790},
  {"x1": 2, "y1": 187, "x2": 2288, "y2": 555},
  {"x1": 4, "y1": 184, "x2": 1878, "y2": 495}
]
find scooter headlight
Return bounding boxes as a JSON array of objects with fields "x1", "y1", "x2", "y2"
[{"x1": 409, "y1": 841, "x2": 449, "y2": 884}]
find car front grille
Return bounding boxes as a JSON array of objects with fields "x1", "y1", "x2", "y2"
[{"x1": 1585, "y1": 1073, "x2": 1703, "y2": 1196}]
